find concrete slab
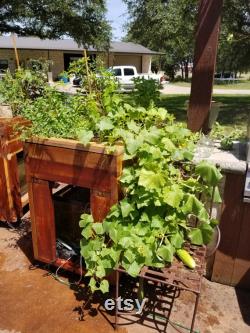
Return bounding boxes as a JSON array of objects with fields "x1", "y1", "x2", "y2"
[{"x1": 0, "y1": 222, "x2": 249, "y2": 333}]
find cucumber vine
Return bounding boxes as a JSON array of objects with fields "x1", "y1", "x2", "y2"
[{"x1": 1, "y1": 61, "x2": 223, "y2": 294}]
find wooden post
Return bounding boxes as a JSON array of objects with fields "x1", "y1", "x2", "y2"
[
  {"x1": 11, "y1": 33, "x2": 20, "y2": 69},
  {"x1": 83, "y1": 49, "x2": 92, "y2": 93},
  {"x1": 0, "y1": 117, "x2": 29, "y2": 222},
  {"x1": 187, "y1": 0, "x2": 223, "y2": 132}
]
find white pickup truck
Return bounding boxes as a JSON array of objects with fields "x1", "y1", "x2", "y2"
[{"x1": 109, "y1": 66, "x2": 163, "y2": 90}]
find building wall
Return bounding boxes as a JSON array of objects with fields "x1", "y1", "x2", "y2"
[
  {"x1": 113, "y1": 54, "x2": 142, "y2": 73},
  {"x1": 0, "y1": 49, "x2": 152, "y2": 78},
  {"x1": 0, "y1": 49, "x2": 17, "y2": 73},
  {"x1": 142, "y1": 55, "x2": 152, "y2": 73}
]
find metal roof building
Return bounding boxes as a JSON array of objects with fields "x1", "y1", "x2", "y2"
[{"x1": 0, "y1": 36, "x2": 161, "y2": 78}]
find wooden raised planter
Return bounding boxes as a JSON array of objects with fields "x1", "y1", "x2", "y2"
[
  {"x1": 24, "y1": 137, "x2": 124, "y2": 272},
  {"x1": 211, "y1": 171, "x2": 250, "y2": 289},
  {"x1": 0, "y1": 117, "x2": 30, "y2": 222}
]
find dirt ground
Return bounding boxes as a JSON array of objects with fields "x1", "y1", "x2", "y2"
[{"x1": 0, "y1": 221, "x2": 249, "y2": 333}]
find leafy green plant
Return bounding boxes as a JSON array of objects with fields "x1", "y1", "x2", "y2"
[
  {"x1": 76, "y1": 95, "x2": 222, "y2": 293},
  {"x1": 0, "y1": 68, "x2": 47, "y2": 115},
  {"x1": 26, "y1": 58, "x2": 52, "y2": 76},
  {"x1": 131, "y1": 77, "x2": 161, "y2": 108},
  {"x1": 20, "y1": 87, "x2": 86, "y2": 139},
  {"x1": 3, "y1": 61, "x2": 223, "y2": 295},
  {"x1": 211, "y1": 122, "x2": 245, "y2": 150}
]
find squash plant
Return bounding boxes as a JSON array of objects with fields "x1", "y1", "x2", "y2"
[
  {"x1": 78, "y1": 98, "x2": 222, "y2": 293},
  {"x1": 72, "y1": 64, "x2": 223, "y2": 293},
  {"x1": 0, "y1": 67, "x2": 47, "y2": 115},
  {"x1": 1, "y1": 62, "x2": 223, "y2": 294}
]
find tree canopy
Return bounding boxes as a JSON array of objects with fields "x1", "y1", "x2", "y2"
[
  {"x1": 123, "y1": 0, "x2": 197, "y2": 79},
  {"x1": 217, "y1": 0, "x2": 250, "y2": 73},
  {"x1": 0, "y1": 0, "x2": 111, "y2": 48},
  {"x1": 124, "y1": 0, "x2": 250, "y2": 77}
]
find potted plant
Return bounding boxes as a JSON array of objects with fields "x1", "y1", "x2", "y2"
[
  {"x1": 5, "y1": 60, "x2": 222, "y2": 288},
  {"x1": 0, "y1": 65, "x2": 46, "y2": 223}
]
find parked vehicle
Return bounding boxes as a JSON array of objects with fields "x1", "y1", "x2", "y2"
[
  {"x1": 214, "y1": 72, "x2": 239, "y2": 84},
  {"x1": 110, "y1": 66, "x2": 163, "y2": 90},
  {"x1": 71, "y1": 65, "x2": 164, "y2": 90},
  {"x1": 72, "y1": 76, "x2": 82, "y2": 86}
]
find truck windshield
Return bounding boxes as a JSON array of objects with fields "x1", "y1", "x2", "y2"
[{"x1": 113, "y1": 68, "x2": 122, "y2": 76}]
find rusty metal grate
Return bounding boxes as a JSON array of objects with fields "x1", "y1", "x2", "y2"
[{"x1": 114, "y1": 243, "x2": 206, "y2": 332}]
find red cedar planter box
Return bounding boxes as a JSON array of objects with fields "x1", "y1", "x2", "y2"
[
  {"x1": 0, "y1": 117, "x2": 30, "y2": 222},
  {"x1": 24, "y1": 137, "x2": 124, "y2": 272},
  {"x1": 212, "y1": 172, "x2": 250, "y2": 289}
]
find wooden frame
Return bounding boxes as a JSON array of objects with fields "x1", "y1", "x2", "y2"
[
  {"x1": 24, "y1": 137, "x2": 123, "y2": 271},
  {"x1": 0, "y1": 117, "x2": 29, "y2": 222},
  {"x1": 211, "y1": 172, "x2": 250, "y2": 289}
]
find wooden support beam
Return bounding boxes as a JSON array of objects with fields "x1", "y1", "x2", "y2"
[{"x1": 188, "y1": 0, "x2": 223, "y2": 132}]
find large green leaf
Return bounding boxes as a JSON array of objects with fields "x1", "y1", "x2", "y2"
[
  {"x1": 182, "y1": 194, "x2": 209, "y2": 222},
  {"x1": 157, "y1": 244, "x2": 174, "y2": 262},
  {"x1": 170, "y1": 232, "x2": 184, "y2": 249},
  {"x1": 124, "y1": 249, "x2": 136, "y2": 263},
  {"x1": 163, "y1": 185, "x2": 184, "y2": 208},
  {"x1": 99, "y1": 279, "x2": 109, "y2": 293},
  {"x1": 109, "y1": 228, "x2": 119, "y2": 243},
  {"x1": 96, "y1": 264, "x2": 106, "y2": 279},
  {"x1": 127, "y1": 261, "x2": 143, "y2": 277},
  {"x1": 79, "y1": 214, "x2": 93, "y2": 228},
  {"x1": 119, "y1": 237, "x2": 133, "y2": 248},
  {"x1": 195, "y1": 161, "x2": 223, "y2": 186},
  {"x1": 127, "y1": 120, "x2": 140, "y2": 133},
  {"x1": 188, "y1": 228, "x2": 203, "y2": 245},
  {"x1": 97, "y1": 117, "x2": 114, "y2": 131},
  {"x1": 151, "y1": 215, "x2": 164, "y2": 229},
  {"x1": 120, "y1": 199, "x2": 134, "y2": 218},
  {"x1": 144, "y1": 127, "x2": 163, "y2": 145},
  {"x1": 89, "y1": 277, "x2": 97, "y2": 292},
  {"x1": 162, "y1": 137, "x2": 176, "y2": 152},
  {"x1": 81, "y1": 226, "x2": 92, "y2": 239},
  {"x1": 138, "y1": 169, "x2": 165, "y2": 190},
  {"x1": 92, "y1": 223, "x2": 104, "y2": 235},
  {"x1": 188, "y1": 223, "x2": 214, "y2": 245},
  {"x1": 78, "y1": 129, "x2": 94, "y2": 145}
]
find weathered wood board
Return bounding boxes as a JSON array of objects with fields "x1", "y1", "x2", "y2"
[
  {"x1": 24, "y1": 137, "x2": 124, "y2": 269},
  {"x1": 0, "y1": 117, "x2": 30, "y2": 222}
]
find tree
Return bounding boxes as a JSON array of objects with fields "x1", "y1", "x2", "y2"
[
  {"x1": 217, "y1": 0, "x2": 250, "y2": 74},
  {"x1": 124, "y1": 0, "x2": 250, "y2": 77},
  {"x1": 124, "y1": 0, "x2": 197, "y2": 79},
  {"x1": 0, "y1": 0, "x2": 111, "y2": 48}
]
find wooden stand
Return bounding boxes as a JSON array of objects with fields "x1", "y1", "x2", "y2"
[
  {"x1": 212, "y1": 172, "x2": 250, "y2": 289},
  {"x1": 24, "y1": 137, "x2": 123, "y2": 269},
  {"x1": 0, "y1": 117, "x2": 29, "y2": 222}
]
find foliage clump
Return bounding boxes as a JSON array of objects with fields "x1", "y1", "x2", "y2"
[
  {"x1": 0, "y1": 67, "x2": 47, "y2": 115},
  {"x1": 131, "y1": 77, "x2": 161, "y2": 108},
  {"x1": 0, "y1": 60, "x2": 223, "y2": 295}
]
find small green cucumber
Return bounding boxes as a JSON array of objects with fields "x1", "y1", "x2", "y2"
[{"x1": 176, "y1": 249, "x2": 196, "y2": 269}]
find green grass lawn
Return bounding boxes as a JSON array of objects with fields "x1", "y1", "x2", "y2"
[
  {"x1": 159, "y1": 94, "x2": 250, "y2": 133},
  {"x1": 172, "y1": 80, "x2": 250, "y2": 90}
]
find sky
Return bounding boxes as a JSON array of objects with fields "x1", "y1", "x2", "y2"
[{"x1": 106, "y1": 0, "x2": 128, "y2": 41}]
